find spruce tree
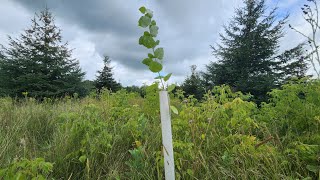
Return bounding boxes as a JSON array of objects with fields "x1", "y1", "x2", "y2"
[
  {"x1": 181, "y1": 65, "x2": 205, "y2": 100},
  {"x1": 204, "y1": 0, "x2": 308, "y2": 103},
  {"x1": 95, "y1": 56, "x2": 121, "y2": 93},
  {"x1": 0, "y1": 8, "x2": 85, "y2": 98}
]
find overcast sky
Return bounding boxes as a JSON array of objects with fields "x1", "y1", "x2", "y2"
[{"x1": 0, "y1": 0, "x2": 309, "y2": 86}]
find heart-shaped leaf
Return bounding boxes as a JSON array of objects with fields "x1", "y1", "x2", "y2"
[
  {"x1": 142, "y1": 58, "x2": 152, "y2": 66},
  {"x1": 150, "y1": 25, "x2": 159, "y2": 37},
  {"x1": 154, "y1": 48, "x2": 164, "y2": 60},
  {"x1": 139, "y1": 35, "x2": 157, "y2": 49},
  {"x1": 138, "y1": 15, "x2": 151, "y2": 28},
  {"x1": 149, "y1": 61, "x2": 162, "y2": 72}
]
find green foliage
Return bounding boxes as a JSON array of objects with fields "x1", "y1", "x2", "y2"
[
  {"x1": 1, "y1": 77, "x2": 319, "y2": 179},
  {"x1": 0, "y1": 8, "x2": 85, "y2": 98},
  {"x1": 204, "y1": 0, "x2": 308, "y2": 104},
  {"x1": 0, "y1": 158, "x2": 53, "y2": 179},
  {"x1": 124, "y1": 85, "x2": 146, "y2": 97},
  {"x1": 80, "y1": 80, "x2": 96, "y2": 97},
  {"x1": 0, "y1": 82, "x2": 320, "y2": 179},
  {"x1": 138, "y1": 6, "x2": 172, "y2": 90},
  {"x1": 1, "y1": 3, "x2": 318, "y2": 180},
  {"x1": 126, "y1": 146, "x2": 148, "y2": 179},
  {"x1": 259, "y1": 79, "x2": 320, "y2": 177}
]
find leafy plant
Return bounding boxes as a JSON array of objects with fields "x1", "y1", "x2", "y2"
[
  {"x1": 138, "y1": 6, "x2": 174, "y2": 92},
  {"x1": 0, "y1": 158, "x2": 53, "y2": 179}
]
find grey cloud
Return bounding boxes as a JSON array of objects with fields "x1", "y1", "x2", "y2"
[
  {"x1": 9, "y1": 0, "x2": 242, "y2": 81},
  {"x1": 2, "y1": 0, "x2": 307, "y2": 86},
  {"x1": 12, "y1": 0, "x2": 143, "y2": 35}
]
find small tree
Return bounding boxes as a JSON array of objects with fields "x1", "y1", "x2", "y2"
[
  {"x1": 95, "y1": 56, "x2": 121, "y2": 93},
  {"x1": 0, "y1": 8, "x2": 85, "y2": 98},
  {"x1": 181, "y1": 65, "x2": 205, "y2": 100}
]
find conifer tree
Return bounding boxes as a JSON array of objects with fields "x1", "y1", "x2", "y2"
[
  {"x1": 181, "y1": 65, "x2": 205, "y2": 100},
  {"x1": 0, "y1": 8, "x2": 85, "y2": 98},
  {"x1": 204, "y1": 0, "x2": 308, "y2": 103},
  {"x1": 95, "y1": 56, "x2": 121, "y2": 93}
]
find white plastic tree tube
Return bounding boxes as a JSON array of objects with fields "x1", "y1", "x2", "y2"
[{"x1": 159, "y1": 90, "x2": 175, "y2": 180}]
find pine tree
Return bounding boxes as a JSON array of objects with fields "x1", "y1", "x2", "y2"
[
  {"x1": 95, "y1": 56, "x2": 121, "y2": 93},
  {"x1": 181, "y1": 65, "x2": 205, "y2": 100},
  {"x1": 204, "y1": 0, "x2": 308, "y2": 103},
  {"x1": 0, "y1": 8, "x2": 85, "y2": 98}
]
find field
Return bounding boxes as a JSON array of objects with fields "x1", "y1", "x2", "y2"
[{"x1": 0, "y1": 80, "x2": 319, "y2": 179}]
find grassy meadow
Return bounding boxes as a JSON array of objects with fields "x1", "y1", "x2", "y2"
[{"x1": 0, "y1": 80, "x2": 319, "y2": 179}]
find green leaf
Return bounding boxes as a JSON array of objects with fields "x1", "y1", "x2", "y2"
[
  {"x1": 151, "y1": 20, "x2": 157, "y2": 25},
  {"x1": 148, "y1": 53, "x2": 154, "y2": 58},
  {"x1": 146, "y1": 9, "x2": 153, "y2": 18},
  {"x1": 79, "y1": 155, "x2": 87, "y2": 163},
  {"x1": 150, "y1": 25, "x2": 159, "y2": 37},
  {"x1": 149, "y1": 61, "x2": 162, "y2": 72},
  {"x1": 144, "y1": 31, "x2": 150, "y2": 36},
  {"x1": 139, "y1": 35, "x2": 157, "y2": 49},
  {"x1": 138, "y1": 16, "x2": 151, "y2": 28},
  {"x1": 167, "y1": 84, "x2": 176, "y2": 92},
  {"x1": 170, "y1": 105, "x2": 178, "y2": 115},
  {"x1": 154, "y1": 48, "x2": 164, "y2": 60},
  {"x1": 149, "y1": 83, "x2": 159, "y2": 89},
  {"x1": 139, "y1": 7, "x2": 146, "y2": 14},
  {"x1": 164, "y1": 73, "x2": 172, "y2": 81},
  {"x1": 230, "y1": 118, "x2": 237, "y2": 127},
  {"x1": 142, "y1": 58, "x2": 152, "y2": 66},
  {"x1": 187, "y1": 169, "x2": 193, "y2": 176}
]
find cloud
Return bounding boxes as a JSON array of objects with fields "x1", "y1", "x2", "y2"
[{"x1": 0, "y1": 0, "x2": 311, "y2": 86}]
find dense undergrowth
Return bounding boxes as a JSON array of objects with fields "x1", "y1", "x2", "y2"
[{"x1": 0, "y1": 79, "x2": 319, "y2": 179}]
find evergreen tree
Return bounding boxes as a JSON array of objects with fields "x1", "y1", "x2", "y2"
[
  {"x1": 181, "y1": 65, "x2": 205, "y2": 100},
  {"x1": 95, "y1": 56, "x2": 121, "y2": 93},
  {"x1": 275, "y1": 44, "x2": 309, "y2": 82},
  {"x1": 0, "y1": 8, "x2": 85, "y2": 98},
  {"x1": 204, "y1": 0, "x2": 308, "y2": 103}
]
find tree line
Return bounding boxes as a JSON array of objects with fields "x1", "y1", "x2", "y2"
[
  {"x1": 0, "y1": 0, "x2": 317, "y2": 104},
  {"x1": 181, "y1": 0, "x2": 315, "y2": 104}
]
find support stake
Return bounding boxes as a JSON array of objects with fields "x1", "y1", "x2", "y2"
[{"x1": 159, "y1": 90, "x2": 175, "y2": 180}]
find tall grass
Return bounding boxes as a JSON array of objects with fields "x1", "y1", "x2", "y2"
[{"x1": 0, "y1": 82, "x2": 319, "y2": 179}]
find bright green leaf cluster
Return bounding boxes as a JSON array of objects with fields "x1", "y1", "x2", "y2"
[{"x1": 138, "y1": 6, "x2": 172, "y2": 85}]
